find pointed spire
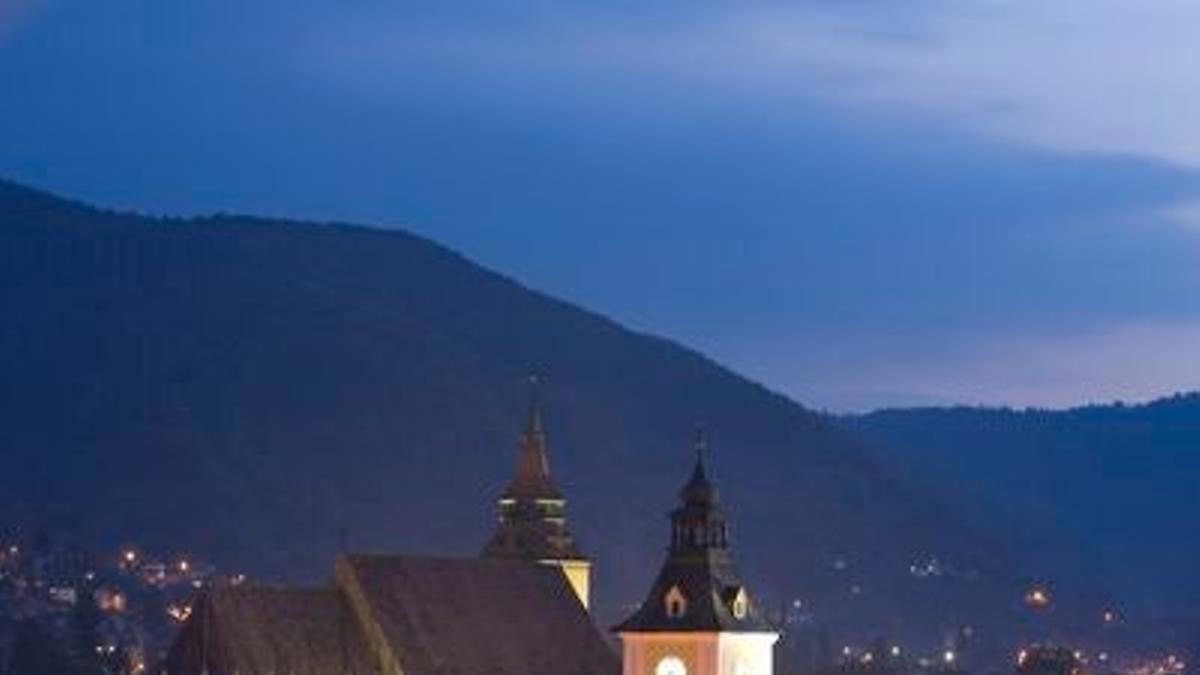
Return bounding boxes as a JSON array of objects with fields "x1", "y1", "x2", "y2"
[
  {"x1": 483, "y1": 369, "x2": 584, "y2": 570},
  {"x1": 505, "y1": 370, "x2": 561, "y2": 499},
  {"x1": 680, "y1": 425, "x2": 719, "y2": 507}
]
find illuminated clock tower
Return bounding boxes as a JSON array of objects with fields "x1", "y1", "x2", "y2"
[
  {"x1": 482, "y1": 376, "x2": 592, "y2": 609},
  {"x1": 615, "y1": 433, "x2": 778, "y2": 675}
]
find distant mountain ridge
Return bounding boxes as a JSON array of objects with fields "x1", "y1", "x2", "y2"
[
  {"x1": 846, "y1": 394, "x2": 1200, "y2": 640},
  {"x1": 0, "y1": 178, "x2": 1014, "y2": 649}
]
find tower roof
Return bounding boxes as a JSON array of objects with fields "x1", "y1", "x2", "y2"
[
  {"x1": 614, "y1": 431, "x2": 773, "y2": 634},
  {"x1": 679, "y1": 428, "x2": 719, "y2": 508},
  {"x1": 502, "y1": 374, "x2": 562, "y2": 501},
  {"x1": 482, "y1": 374, "x2": 585, "y2": 562}
]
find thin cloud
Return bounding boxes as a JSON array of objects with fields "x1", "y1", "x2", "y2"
[
  {"x1": 6, "y1": 0, "x2": 1200, "y2": 409},
  {"x1": 0, "y1": 0, "x2": 44, "y2": 44},
  {"x1": 1161, "y1": 200, "x2": 1200, "y2": 232},
  {"x1": 309, "y1": 1, "x2": 1200, "y2": 168},
  {"x1": 874, "y1": 319, "x2": 1200, "y2": 410},
  {"x1": 750, "y1": 316, "x2": 1200, "y2": 412},
  {"x1": 764, "y1": 1, "x2": 1200, "y2": 169}
]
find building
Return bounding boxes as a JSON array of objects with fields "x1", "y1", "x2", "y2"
[
  {"x1": 164, "y1": 554, "x2": 616, "y2": 675},
  {"x1": 164, "y1": 391, "x2": 777, "y2": 675},
  {"x1": 1015, "y1": 646, "x2": 1083, "y2": 675},
  {"x1": 614, "y1": 433, "x2": 778, "y2": 675},
  {"x1": 163, "y1": 385, "x2": 613, "y2": 675},
  {"x1": 481, "y1": 376, "x2": 592, "y2": 609}
]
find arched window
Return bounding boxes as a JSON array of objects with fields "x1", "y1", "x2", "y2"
[
  {"x1": 731, "y1": 588, "x2": 749, "y2": 619},
  {"x1": 665, "y1": 585, "x2": 687, "y2": 618}
]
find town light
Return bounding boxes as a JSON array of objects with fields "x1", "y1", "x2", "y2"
[
  {"x1": 1024, "y1": 586, "x2": 1051, "y2": 609},
  {"x1": 167, "y1": 603, "x2": 193, "y2": 623}
]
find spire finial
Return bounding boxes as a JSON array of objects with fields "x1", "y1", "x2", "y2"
[
  {"x1": 526, "y1": 369, "x2": 544, "y2": 437},
  {"x1": 693, "y1": 424, "x2": 708, "y2": 466}
]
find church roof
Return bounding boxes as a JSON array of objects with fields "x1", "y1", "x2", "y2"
[
  {"x1": 165, "y1": 555, "x2": 618, "y2": 675},
  {"x1": 610, "y1": 551, "x2": 771, "y2": 633},
  {"x1": 164, "y1": 586, "x2": 376, "y2": 675},
  {"x1": 338, "y1": 555, "x2": 615, "y2": 675}
]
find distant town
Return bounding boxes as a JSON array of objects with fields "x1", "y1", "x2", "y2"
[
  {"x1": 0, "y1": 529, "x2": 1190, "y2": 675},
  {"x1": 0, "y1": 402, "x2": 1192, "y2": 675},
  {"x1": 0, "y1": 532, "x2": 241, "y2": 674},
  {"x1": 1, "y1": 500, "x2": 1191, "y2": 675}
]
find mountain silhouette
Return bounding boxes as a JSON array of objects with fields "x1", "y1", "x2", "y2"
[
  {"x1": 0, "y1": 178, "x2": 1011, "y2": 648},
  {"x1": 848, "y1": 397, "x2": 1200, "y2": 650}
]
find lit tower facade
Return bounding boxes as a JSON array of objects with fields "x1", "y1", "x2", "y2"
[
  {"x1": 481, "y1": 377, "x2": 592, "y2": 609},
  {"x1": 615, "y1": 433, "x2": 778, "y2": 675}
]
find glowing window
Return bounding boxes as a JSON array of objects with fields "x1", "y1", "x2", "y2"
[
  {"x1": 731, "y1": 588, "x2": 749, "y2": 619},
  {"x1": 665, "y1": 586, "x2": 687, "y2": 618},
  {"x1": 657, "y1": 657, "x2": 687, "y2": 675}
]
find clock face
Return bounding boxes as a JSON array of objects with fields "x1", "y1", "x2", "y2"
[{"x1": 656, "y1": 656, "x2": 687, "y2": 675}]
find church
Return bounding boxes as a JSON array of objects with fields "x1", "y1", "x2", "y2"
[{"x1": 165, "y1": 386, "x2": 778, "y2": 675}]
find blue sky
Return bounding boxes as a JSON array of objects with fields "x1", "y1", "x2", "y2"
[{"x1": 4, "y1": 0, "x2": 1200, "y2": 410}]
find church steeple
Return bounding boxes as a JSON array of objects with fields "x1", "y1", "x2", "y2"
[
  {"x1": 482, "y1": 373, "x2": 591, "y2": 608},
  {"x1": 670, "y1": 429, "x2": 729, "y2": 553},
  {"x1": 615, "y1": 430, "x2": 775, "y2": 636},
  {"x1": 504, "y1": 374, "x2": 561, "y2": 500}
]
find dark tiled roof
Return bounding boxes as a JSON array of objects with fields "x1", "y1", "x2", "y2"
[
  {"x1": 611, "y1": 550, "x2": 773, "y2": 633},
  {"x1": 337, "y1": 555, "x2": 617, "y2": 675},
  {"x1": 165, "y1": 555, "x2": 617, "y2": 675},
  {"x1": 164, "y1": 585, "x2": 376, "y2": 675}
]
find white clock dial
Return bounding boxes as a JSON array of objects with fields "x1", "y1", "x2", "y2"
[{"x1": 656, "y1": 656, "x2": 687, "y2": 675}]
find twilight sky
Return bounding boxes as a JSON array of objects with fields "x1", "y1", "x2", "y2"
[{"x1": 4, "y1": 0, "x2": 1200, "y2": 411}]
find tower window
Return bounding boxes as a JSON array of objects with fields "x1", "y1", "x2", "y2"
[
  {"x1": 730, "y1": 588, "x2": 749, "y2": 619},
  {"x1": 665, "y1": 585, "x2": 687, "y2": 618}
]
